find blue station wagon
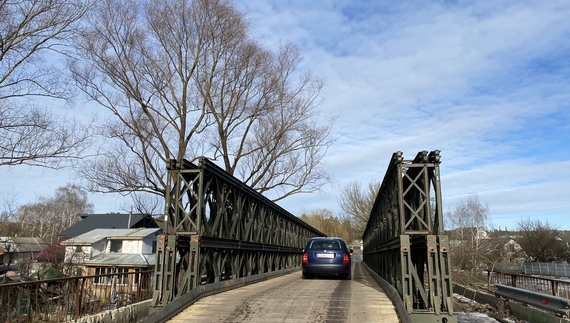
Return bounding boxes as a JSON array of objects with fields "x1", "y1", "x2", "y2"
[{"x1": 302, "y1": 237, "x2": 352, "y2": 280}]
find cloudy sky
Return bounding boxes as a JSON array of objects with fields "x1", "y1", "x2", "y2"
[{"x1": 2, "y1": 0, "x2": 570, "y2": 231}]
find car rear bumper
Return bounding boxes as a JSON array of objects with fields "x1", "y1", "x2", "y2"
[{"x1": 302, "y1": 263, "x2": 350, "y2": 276}]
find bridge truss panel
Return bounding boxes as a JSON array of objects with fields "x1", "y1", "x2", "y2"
[
  {"x1": 363, "y1": 151, "x2": 456, "y2": 322},
  {"x1": 152, "y1": 158, "x2": 324, "y2": 308}
]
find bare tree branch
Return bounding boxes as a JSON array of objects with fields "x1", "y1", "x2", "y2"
[
  {"x1": 70, "y1": 0, "x2": 335, "y2": 205},
  {"x1": 0, "y1": 0, "x2": 93, "y2": 168}
]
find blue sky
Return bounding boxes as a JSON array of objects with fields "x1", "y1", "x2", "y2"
[{"x1": 2, "y1": 0, "x2": 570, "y2": 231}]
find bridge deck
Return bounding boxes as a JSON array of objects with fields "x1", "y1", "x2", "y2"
[{"x1": 169, "y1": 259, "x2": 400, "y2": 323}]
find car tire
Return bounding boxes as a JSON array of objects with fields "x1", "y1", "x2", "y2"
[
  {"x1": 344, "y1": 272, "x2": 351, "y2": 280},
  {"x1": 302, "y1": 272, "x2": 312, "y2": 279}
]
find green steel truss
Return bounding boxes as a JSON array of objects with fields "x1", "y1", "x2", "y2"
[
  {"x1": 151, "y1": 158, "x2": 323, "y2": 308},
  {"x1": 363, "y1": 151, "x2": 456, "y2": 322}
]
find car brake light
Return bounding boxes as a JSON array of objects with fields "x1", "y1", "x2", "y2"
[
  {"x1": 302, "y1": 252, "x2": 308, "y2": 263},
  {"x1": 343, "y1": 253, "x2": 350, "y2": 264}
]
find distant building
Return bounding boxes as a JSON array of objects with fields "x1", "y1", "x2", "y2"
[
  {"x1": 60, "y1": 228, "x2": 161, "y2": 276},
  {"x1": 478, "y1": 237, "x2": 524, "y2": 264},
  {"x1": 0, "y1": 237, "x2": 49, "y2": 267},
  {"x1": 60, "y1": 227, "x2": 160, "y2": 301},
  {"x1": 348, "y1": 240, "x2": 363, "y2": 253}
]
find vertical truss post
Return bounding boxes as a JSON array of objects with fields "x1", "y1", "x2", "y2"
[
  {"x1": 400, "y1": 235, "x2": 414, "y2": 311},
  {"x1": 438, "y1": 235, "x2": 454, "y2": 312}
]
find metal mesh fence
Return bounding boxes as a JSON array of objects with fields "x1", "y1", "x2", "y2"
[
  {"x1": 522, "y1": 262, "x2": 570, "y2": 277},
  {"x1": 0, "y1": 270, "x2": 153, "y2": 322}
]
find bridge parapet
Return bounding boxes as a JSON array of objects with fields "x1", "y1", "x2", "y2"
[
  {"x1": 363, "y1": 150, "x2": 456, "y2": 322},
  {"x1": 151, "y1": 157, "x2": 324, "y2": 309}
]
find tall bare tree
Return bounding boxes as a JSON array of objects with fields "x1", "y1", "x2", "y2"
[
  {"x1": 0, "y1": 0, "x2": 93, "y2": 168},
  {"x1": 338, "y1": 180, "x2": 381, "y2": 238},
  {"x1": 69, "y1": 0, "x2": 334, "y2": 204}
]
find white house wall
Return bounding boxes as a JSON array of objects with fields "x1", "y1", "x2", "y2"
[{"x1": 122, "y1": 240, "x2": 142, "y2": 253}]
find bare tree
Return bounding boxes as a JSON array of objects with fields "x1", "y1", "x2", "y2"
[
  {"x1": 517, "y1": 217, "x2": 567, "y2": 262},
  {"x1": 69, "y1": 0, "x2": 334, "y2": 205},
  {"x1": 338, "y1": 180, "x2": 381, "y2": 238},
  {"x1": 300, "y1": 209, "x2": 350, "y2": 242},
  {"x1": 16, "y1": 184, "x2": 94, "y2": 244},
  {"x1": 0, "y1": 0, "x2": 93, "y2": 168},
  {"x1": 0, "y1": 194, "x2": 21, "y2": 236},
  {"x1": 447, "y1": 194, "x2": 490, "y2": 272}
]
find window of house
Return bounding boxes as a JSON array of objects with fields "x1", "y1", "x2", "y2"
[
  {"x1": 110, "y1": 240, "x2": 122, "y2": 253},
  {"x1": 94, "y1": 267, "x2": 113, "y2": 285},
  {"x1": 99, "y1": 241, "x2": 106, "y2": 253},
  {"x1": 94, "y1": 267, "x2": 129, "y2": 285},
  {"x1": 116, "y1": 267, "x2": 129, "y2": 285},
  {"x1": 152, "y1": 240, "x2": 157, "y2": 253},
  {"x1": 75, "y1": 246, "x2": 82, "y2": 253}
]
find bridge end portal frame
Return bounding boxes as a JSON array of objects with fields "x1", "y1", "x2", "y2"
[
  {"x1": 151, "y1": 157, "x2": 324, "y2": 309},
  {"x1": 363, "y1": 150, "x2": 456, "y2": 323}
]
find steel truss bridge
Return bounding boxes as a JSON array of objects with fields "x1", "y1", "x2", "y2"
[
  {"x1": 151, "y1": 157, "x2": 325, "y2": 307},
  {"x1": 363, "y1": 150, "x2": 455, "y2": 322},
  {"x1": 151, "y1": 151, "x2": 455, "y2": 323}
]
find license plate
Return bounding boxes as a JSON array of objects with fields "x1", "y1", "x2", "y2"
[{"x1": 316, "y1": 253, "x2": 335, "y2": 259}]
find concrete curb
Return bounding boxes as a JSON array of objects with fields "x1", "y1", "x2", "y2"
[{"x1": 72, "y1": 299, "x2": 151, "y2": 323}]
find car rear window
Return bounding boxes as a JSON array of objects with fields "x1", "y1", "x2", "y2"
[{"x1": 307, "y1": 239, "x2": 342, "y2": 250}]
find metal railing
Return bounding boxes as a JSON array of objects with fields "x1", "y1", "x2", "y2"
[
  {"x1": 0, "y1": 270, "x2": 153, "y2": 322},
  {"x1": 495, "y1": 284, "x2": 570, "y2": 317},
  {"x1": 488, "y1": 270, "x2": 570, "y2": 299}
]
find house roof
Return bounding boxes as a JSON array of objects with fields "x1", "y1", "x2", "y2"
[
  {"x1": 58, "y1": 214, "x2": 159, "y2": 239},
  {"x1": 0, "y1": 237, "x2": 48, "y2": 253},
  {"x1": 36, "y1": 240, "x2": 67, "y2": 262},
  {"x1": 61, "y1": 228, "x2": 161, "y2": 246},
  {"x1": 85, "y1": 253, "x2": 155, "y2": 266},
  {"x1": 478, "y1": 237, "x2": 519, "y2": 250}
]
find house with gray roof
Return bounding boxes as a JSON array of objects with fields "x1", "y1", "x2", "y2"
[
  {"x1": 0, "y1": 237, "x2": 48, "y2": 268},
  {"x1": 60, "y1": 228, "x2": 160, "y2": 299},
  {"x1": 58, "y1": 214, "x2": 159, "y2": 240},
  {"x1": 61, "y1": 228, "x2": 161, "y2": 276}
]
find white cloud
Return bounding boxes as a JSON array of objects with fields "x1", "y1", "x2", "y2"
[
  {"x1": 245, "y1": 0, "x2": 570, "y2": 229},
  {"x1": 3, "y1": 0, "x2": 570, "y2": 231}
]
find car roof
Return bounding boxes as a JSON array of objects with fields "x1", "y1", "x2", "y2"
[{"x1": 309, "y1": 237, "x2": 343, "y2": 240}]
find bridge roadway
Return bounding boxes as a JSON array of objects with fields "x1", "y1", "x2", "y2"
[{"x1": 168, "y1": 257, "x2": 400, "y2": 323}]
